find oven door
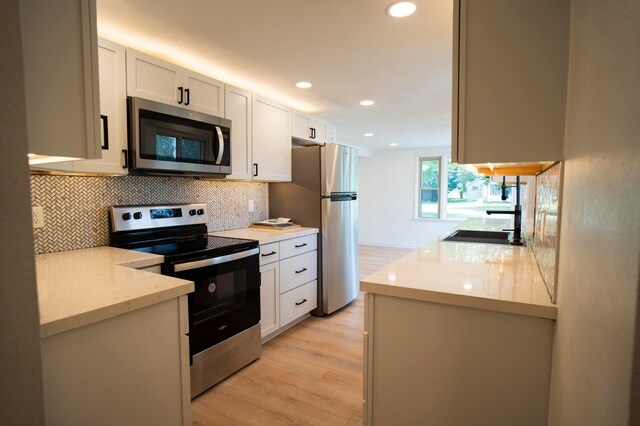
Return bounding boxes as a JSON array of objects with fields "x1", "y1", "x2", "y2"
[{"x1": 166, "y1": 248, "x2": 260, "y2": 358}]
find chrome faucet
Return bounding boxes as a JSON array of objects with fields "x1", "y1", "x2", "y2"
[{"x1": 486, "y1": 176, "x2": 524, "y2": 246}]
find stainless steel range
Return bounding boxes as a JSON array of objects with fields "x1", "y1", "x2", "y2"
[{"x1": 109, "y1": 203, "x2": 261, "y2": 398}]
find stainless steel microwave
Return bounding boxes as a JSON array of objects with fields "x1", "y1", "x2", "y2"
[{"x1": 127, "y1": 97, "x2": 231, "y2": 176}]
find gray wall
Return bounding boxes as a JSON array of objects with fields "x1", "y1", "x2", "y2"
[
  {"x1": 548, "y1": 0, "x2": 640, "y2": 424},
  {"x1": 0, "y1": 0, "x2": 45, "y2": 423}
]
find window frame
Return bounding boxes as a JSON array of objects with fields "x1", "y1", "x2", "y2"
[
  {"x1": 416, "y1": 156, "x2": 442, "y2": 219},
  {"x1": 414, "y1": 154, "x2": 516, "y2": 222}
]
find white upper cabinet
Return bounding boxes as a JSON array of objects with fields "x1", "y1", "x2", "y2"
[
  {"x1": 71, "y1": 39, "x2": 128, "y2": 174},
  {"x1": 126, "y1": 48, "x2": 225, "y2": 117},
  {"x1": 292, "y1": 110, "x2": 327, "y2": 145},
  {"x1": 182, "y1": 70, "x2": 225, "y2": 117},
  {"x1": 225, "y1": 85, "x2": 253, "y2": 180},
  {"x1": 126, "y1": 49, "x2": 181, "y2": 106},
  {"x1": 452, "y1": 0, "x2": 570, "y2": 164},
  {"x1": 31, "y1": 39, "x2": 128, "y2": 174},
  {"x1": 21, "y1": 0, "x2": 101, "y2": 161},
  {"x1": 252, "y1": 96, "x2": 291, "y2": 182}
]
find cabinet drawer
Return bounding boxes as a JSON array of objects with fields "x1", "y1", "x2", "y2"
[
  {"x1": 280, "y1": 280, "x2": 317, "y2": 327},
  {"x1": 259, "y1": 242, "x2": 280, "y2": 266},
  {"x1": 279, "y1": 234, "x2": 317, "y2": 259},
  {"x1": 280, "y1": 251, "x2": 317, "y2": 294}
]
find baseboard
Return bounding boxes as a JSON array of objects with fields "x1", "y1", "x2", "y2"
[{"x1": 260, "y1": 313, "x2": 311, "y2": 345}]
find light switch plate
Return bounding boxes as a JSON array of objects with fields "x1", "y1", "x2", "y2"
[
  {"x1": 248, "y1": 200, "x2": 254, "y2": 212},
  {"x1": 32, "y1": 206, "x2": 44, "y2": 229}
]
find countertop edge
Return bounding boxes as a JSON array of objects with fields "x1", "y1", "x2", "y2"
[
  {"x1": 40, "y1": 280, "x2": 194, "y2": 339},
  {"x1": 360, "y1": 280, "x2": 557, "y2": 320},
  {"x1": 211, "y1": 227, "x2": 319, "y2": 245}
]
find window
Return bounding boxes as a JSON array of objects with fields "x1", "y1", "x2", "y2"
[
  {"x1": 417, "y1": 157, "x2": 514, "y2": 219},
  {"x1": 418, "y1": 157, "x2": 440, "y2": 218}
]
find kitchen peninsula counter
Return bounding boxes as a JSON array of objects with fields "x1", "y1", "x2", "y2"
[
  {"x1": 36, "y1": 246, "x2": 193, "y2": 338},
  {"x1": 361, "y1": 218, "x2": 556, "y2": 425},
  {"x1": 360, "y1": 218, "x2": 556, "y2": 319}
]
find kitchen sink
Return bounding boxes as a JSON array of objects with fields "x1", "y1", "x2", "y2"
[{"x1": 442, "y1": 230, "x2": 521, "y2": 246}]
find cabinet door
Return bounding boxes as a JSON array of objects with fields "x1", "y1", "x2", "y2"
[
  {"x1": 126, "y1": 48, "x2": 182, "y2": 106},
  {"x1": 184, "y1": 70, "x2": 225, "y2": 117},
  {"x1": 453, "y1": 0, "x2": 569, "y2": 164},
  {"x1": 260, "y1": 262, "x2": 280, "y2": 339},
  {"x1": 225, "y1": 86, "x2": 253, "y2": 180},
  {"x1": 292, "y1": 111, "x2": 312, "y2": 141},
  {"x1": 21, "y1": 0, "x2": 101, "y2": 160},
  {"x1": 310, "y1": 119, "x2": 327, "y2": 144},
  {"x1": 71, "y1": 39, "x2": 127, "y2": 174},
  {"x1": 252, "y1": 96, "x2": 291, "y2": 182}
]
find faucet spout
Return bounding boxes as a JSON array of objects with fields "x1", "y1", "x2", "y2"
[{"x1": 485, "y1": 176, "x2": 524, "y2": 246}]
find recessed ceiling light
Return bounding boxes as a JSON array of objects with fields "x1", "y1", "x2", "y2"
[
  {"x1": 295, "y1": 81, "x2": 312, "y2": 89},
  {"x1": 364, "y1": 133, "x2": 373, "y2": 137},
  {"x1": 386, "y1": 2, "x2": 417, "y2": 18},
  {"x1": 390, "y1": 143, "x2": 398, "y2": 146},
  {"x1": 360, "y1": 100, "x2": 375, "y2": 106}
]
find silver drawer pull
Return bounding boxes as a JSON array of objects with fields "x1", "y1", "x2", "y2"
[
  {"x1": 295, "y1": 268, "x2": 308, "y2": 274},
  {"x1": 261, "y1": 251, "x2": 277, "y2": 257},
  {"x1": 294, "y1": 243, "x2": 308, "y2": 248},
  {"x1": 295, "y1": 299, "x2": 308, "y2": 306}
]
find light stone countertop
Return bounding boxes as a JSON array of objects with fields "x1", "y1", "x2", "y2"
[
  {"x1": 36, "y1": 246, "x2": 194, "y2": 338},
  {"x1": 211, "y1": 226, "x2": 319, "y2": 245},
  {"x1": 360, "y1": 218, "x2": 557, "y2": 320}
]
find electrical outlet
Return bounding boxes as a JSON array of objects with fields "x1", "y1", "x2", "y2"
[
  {"x1": 248, "y1": 200, "x2": 255, "y2": 212},
  {"x1": 32, "y1": 206, "x2": 45, "y2": 229}
]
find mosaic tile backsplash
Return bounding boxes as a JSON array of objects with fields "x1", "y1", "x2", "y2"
[
  {"x1": 31, "y1": 175, "x2": 267, "y2": 254},
  {"x1": 531, "y1": 162, "x2": 563, "y2": 302}
]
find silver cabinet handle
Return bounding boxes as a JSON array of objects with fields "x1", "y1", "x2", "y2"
[
  {"x1": 173, "y1": 248, "x2": 259, "y2": 272},
  {"x1": 215, "y1": 126, "x2": 224, "y2": 165}
]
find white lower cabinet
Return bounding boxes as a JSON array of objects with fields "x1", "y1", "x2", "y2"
[
  {"x1": 363, "y1": 293, "x2": 553, "y2": 425},
  {"x1": 259, "y1": 234, "x2": 318, "y2": 341},
  {"x1": 259, "y1": 261, "x2": 280, "y2": 338},
  {"x1": 41, "y1": 295, "x2": 191, "y2": 426}
]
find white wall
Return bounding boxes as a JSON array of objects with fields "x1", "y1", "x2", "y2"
[
  {"x1": 0, "y1": 0, "x2": 45, "y2": 423},
  {"x1": 548, "y1": 0, "x2": 640, "y2": 424},
  {"x1": 359, "y1": 146, "x2": 459, "y2": 248}
]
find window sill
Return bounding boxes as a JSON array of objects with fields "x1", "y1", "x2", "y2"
[{"x1": 413, "y1": 217, "x2": 466, "y2": 223}]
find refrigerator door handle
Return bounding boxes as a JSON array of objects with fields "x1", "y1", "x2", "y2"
[{"x1": 321, "y1": 194, "x2": 357, "y2": 201}]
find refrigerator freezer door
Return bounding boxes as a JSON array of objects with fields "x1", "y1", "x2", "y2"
[
  {"x1": 321, "y1": 144, "x2": 358, "y2": 195},
  {"x1": 321, "y1": 197, "x2": 359, "y2": 314}
]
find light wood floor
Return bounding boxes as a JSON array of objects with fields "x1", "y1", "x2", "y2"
[{"x1": 191, "y1": 244, "x2": 413, "y2": 426}]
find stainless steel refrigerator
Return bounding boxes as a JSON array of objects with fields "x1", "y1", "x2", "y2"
[{"x1": 269, "y1": 144, "x2": 358, "y2": 315}]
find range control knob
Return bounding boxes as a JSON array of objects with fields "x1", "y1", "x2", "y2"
[
  {"x1": 133, "y1": 212, "x2": 142, "y2": 220},
  {"x1": 122, "y1": 213, "x2": 131, "y2": 221},
  {"x1": 197, "y1": 209, "x2": 205, "y2": 215},
  {"x1": 189, "y1": 209, "x2": 196, "y2": 216}
]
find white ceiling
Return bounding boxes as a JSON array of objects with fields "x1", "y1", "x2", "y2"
[{"x1": 97, "y1": 0, "x2": 453, "y2": 153}]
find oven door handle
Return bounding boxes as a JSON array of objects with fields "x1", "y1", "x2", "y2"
[{"x1": 173, "y1": 248, "x2": 259, "y2": 272}]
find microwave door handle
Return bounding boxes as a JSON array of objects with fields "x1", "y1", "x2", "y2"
[
  {"x1": 173, "y1": 248, "x2": 259, "y2": 272},
  {"x1": 215, "y1": 126, "x2": 224, "y2": 165}
]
